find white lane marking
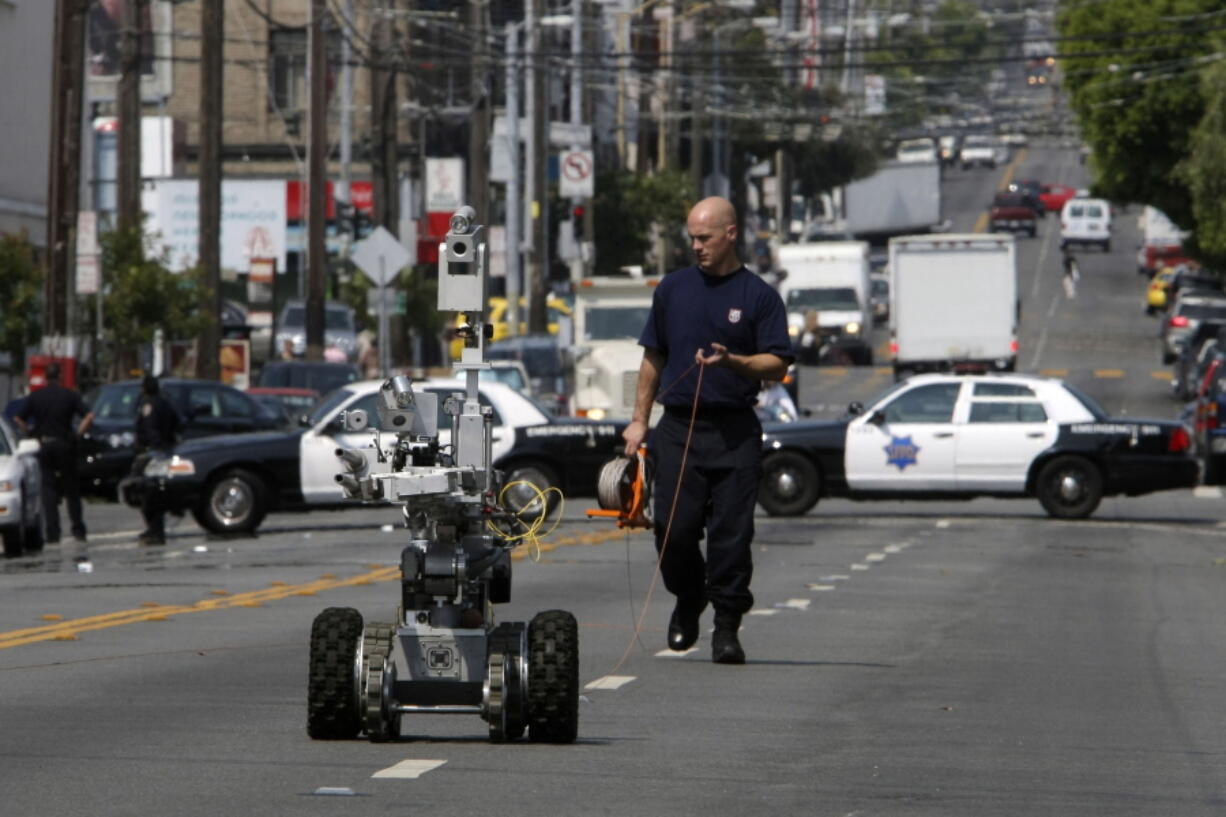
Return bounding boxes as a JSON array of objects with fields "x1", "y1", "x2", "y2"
[
  {"x1": 807, "y1": 584, "x2": 836, "y2": 591},
  {"x1": 655, "y1": 647, "x2": 697, "y2": 657},
  {"x1": 884, "y1": 544, "x2": 903, "y2": 553},
  {"x1": 585, "y1": 675, "x2": 636, "y2": 691},
  {"x1": 935, "y1": 520, "x2": 951, "y2": 529},
  {"x1": 851, "y1": 563, "x2": 870, "y2": 571},
  {"x1": 819, "y1": 574, "x2": 851, "y2": 582},
  {"x1": 1194, "y1": 486, "x2": 1223, "y2": 498},
  {"x1": 864, "y1": 553, "x2": 886, "y2": 562},
  {"x1": 372, "y1": 759, "x2": 447, "y2": 779},
  {"x1": 775, "y1": 598, "x2": 811, "y2": 610},
  {"x1": 749, "y1": 608, "x2": 779, "y2": 616},
  {"x1": 313, "y1": 787, "x2": 357, "y2": 796}
]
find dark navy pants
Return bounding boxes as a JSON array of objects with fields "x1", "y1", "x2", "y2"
[{"x1": 650, "y1": 406, "x2": 762, "y2": 615}]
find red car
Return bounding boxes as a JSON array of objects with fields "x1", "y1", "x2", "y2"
[{"x1": 1039, "y1": 183, "x2": 1078, "y2": 214}]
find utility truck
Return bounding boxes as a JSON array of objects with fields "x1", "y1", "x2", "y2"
[
  {"x1": 888, "y1": 233, "x2": 1018, "y2": 380},
  {"x1": 569, "y1": 275, "x2": 658, "y2": 421},
  {"x1": 776, "y1": 241, "x2": 873, "y2": 365},
  {"x1": 802, "y1": 160, "x2": 944, "y2": 242}
]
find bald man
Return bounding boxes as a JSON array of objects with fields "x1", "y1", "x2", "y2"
[{"x1": 623, "y1": 196, "x2": 794, "y2": 664}]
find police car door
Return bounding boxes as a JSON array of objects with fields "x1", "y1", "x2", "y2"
[
  {"x1": 300, "y1": 391, "x2": 389, "y2": 503},
  {"x1": 845, "y1": 381, "x2": 962, "y2": 490},
  {"x1": 955, "y1": 382, "x2": 1055, "y2": 491}
]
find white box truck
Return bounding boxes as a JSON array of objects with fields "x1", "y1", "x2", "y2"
[
  {"x1": 888, "y1": 233, "x2": 1018, "y2": 379},
  {"x1": 569, "y1": 276, "x2": 659, "y2": 421},
  {"x1": 776, "y1": 241, "x2": 873, "y2": 365},
  {"x1": 804, "y1": 160, "x2": 944, "y2": 241}
]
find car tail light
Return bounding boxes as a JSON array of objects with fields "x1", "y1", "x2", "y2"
[
  {"x1": 1170, "y1": 315, "x2": 1190, "y2": 328},
  {"x1": 1009, "y1": 338, "x2": 1019, "y2": 354},
  {"x1": 1168, "y1": 426, "x2": 1191, "y2": 453},
  {"x1": 889, "y1": 341, "x2": 899, "y2": 356}
]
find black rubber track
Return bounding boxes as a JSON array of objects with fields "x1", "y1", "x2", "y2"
[
  {"x1": 527, "y1": 610, "x2": 579, "y2": 744},
  {"x1": 307, "y1": 607, "x2": 363, "y2": 739}
]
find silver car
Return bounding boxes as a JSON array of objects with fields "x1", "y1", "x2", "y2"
[
  {"x1": 1161, "y1": 290, "x2": 1226, "y2": 364},
  {"x1": 273, "y1": 300, "x2": 358, "y2": 361}
]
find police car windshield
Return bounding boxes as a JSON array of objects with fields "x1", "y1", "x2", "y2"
[
  {"x1": 1062, "y1": 382, "x2": 1109, "y2": 421},
  {"x1": 308, "y1": 386, "x2": 357, "y2": 426},
  {"x1": 585, "y1": 306, "x2": 652, "y2": 341},
  {"x1": 786, "y1": 287, "x2": 859, "y2": 311}
]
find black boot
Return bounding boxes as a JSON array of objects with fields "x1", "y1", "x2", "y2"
[
  {"x1": 667, "y1": 598, "x2": 707, "y2": 651},
  {"x1": 711, "y1": 611, "x2": 745, "y2": 664}
]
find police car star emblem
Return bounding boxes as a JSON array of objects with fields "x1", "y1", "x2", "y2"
[
  {"x1": 728, "y1": 308, "x2": 742, "y2": 323},
  {"x1": 884, "y1": 435, "x2": 920, "y2": 471}
]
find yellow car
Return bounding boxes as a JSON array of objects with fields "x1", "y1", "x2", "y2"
[
  {"x1": 448, "y1": 296, "x2": 572, "y2": 360},
  {"x1": 1147, "y1": 266, "x2": 1178, "y2": 315}
]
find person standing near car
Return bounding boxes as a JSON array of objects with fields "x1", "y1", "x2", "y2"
[
  {"x1": 14, "y1": 362, "x2": 93, "y2": 544},
  {"x1": 132, "y1": 375, "x2": 181, "y2": 545},
  {"x1": 622, "y1": 196, "x2": 794, "y2": 665}
]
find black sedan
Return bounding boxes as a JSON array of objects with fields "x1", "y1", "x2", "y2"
[
  {"x1": 758, "y1": 374, "x2": 1198, "y2": 519},
  {"x1": 126, "y1": 378, "x2": 627, "y2": 535},
  {"x1": 80, "y1": 378, "x2": 283, "y2": 497}
]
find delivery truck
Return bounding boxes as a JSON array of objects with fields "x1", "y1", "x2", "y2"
[
  {"x1": 776, "y1": 241, "x2": 873, "y2": 365},
  {"x1": 888, "y1": 233, "x2": 1018, "y2": 380},
  {"x1": 803, "y1": 160, "x2": 944, "y2": 241}
]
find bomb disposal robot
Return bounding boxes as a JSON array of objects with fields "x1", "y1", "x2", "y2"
[{"x1": 306, "y1": 207, "x2": 579, "y2": 743}]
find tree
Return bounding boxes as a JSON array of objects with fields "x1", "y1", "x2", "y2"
[
  {"x1": 94, "y1": 225, "x2": 209, "y2": 376},
  {"x1": 1056, "y1": 0, "x2": 1218, "y2": 227},
  {"x1": 1178, "y1": 56, "x2": 1226, "y2": 270},
  {"x1": 592, "y1": 169, "x2": 696, "y2": 275},
  {"x1": 0, "y1": 231, "x2": 42, "y2": 373}
]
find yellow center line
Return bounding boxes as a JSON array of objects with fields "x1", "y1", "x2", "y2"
[
  {"x1": 1094, "y1": 368, "x2": 1125, "y2": 379},
  {"x1": 0, "y1": 528, "x2": 643, "y2": 650}
]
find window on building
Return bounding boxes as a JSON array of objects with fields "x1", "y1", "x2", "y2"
[{"x1": 269, "y1": 28, "x2": 308, "y2": 113}]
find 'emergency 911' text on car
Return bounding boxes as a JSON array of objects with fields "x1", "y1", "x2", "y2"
[
  {"x1": 125, "y1": 378, "x2": 626, "y2": 536},
  {"x1": 757, "y1": 374, "x2": 1197, "y2": 519}
]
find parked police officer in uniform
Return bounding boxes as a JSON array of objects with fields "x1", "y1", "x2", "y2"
[
  {"x1": 15, "y1": 362, "x2": 94, "y2": 544},
  {"x1": 133, "y1": 375, "x2": 181, "y2": 545},
  {"x1": 622, "y1": 196, "x2": 794, "y2": 664}
]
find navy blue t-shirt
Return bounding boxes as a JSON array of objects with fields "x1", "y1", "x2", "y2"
[{"x1": 639, "y1": 265, "x2": 794, "y2": 409}]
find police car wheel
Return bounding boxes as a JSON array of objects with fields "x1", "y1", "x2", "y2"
[
  {"x1": 1, "y1": 527, "x2": 22, "y2": 558},
  {"x1": 194, "y1": 468, "x2": 268, "y2": 535},
  {"x1": 503, "y1": 462, "x2": 561, "y2": 518},
  {"x1": 759, "y1": 451, "x2": 820, "y2": 517},
  {"x1": 1036, "y1": 455, "x2": 1103, "y2": 519}
]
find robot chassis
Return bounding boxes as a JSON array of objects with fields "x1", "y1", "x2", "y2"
[{"x1": 306, "y1": 207, "x2": 579, "y2": 744}]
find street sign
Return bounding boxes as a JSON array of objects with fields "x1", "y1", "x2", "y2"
[
  {"x1": 558, "y1": 149, "x2": 594, "y2": 198},
  {"x1": 75, "y1": 253, "x2": 99, "y2": 296},
  {"x1": 351, "y1": 226, "x2": 412, "y2": 287}
]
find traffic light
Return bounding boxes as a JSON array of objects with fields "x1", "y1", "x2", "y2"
[{"x1": 572, "y1": 205, "x2": 584, "y2": 242}]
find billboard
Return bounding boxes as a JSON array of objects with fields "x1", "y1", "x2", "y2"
[{"x1": 142, "y1": 180, "x2": 288, "y2": 274}]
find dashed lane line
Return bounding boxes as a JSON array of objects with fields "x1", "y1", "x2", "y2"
[
  {"x1": 371, "y1": 759, "x2": 447, "y2": 779},
  {"x1": 585, "y1": 675, "x2": 636, "y2": 691}
]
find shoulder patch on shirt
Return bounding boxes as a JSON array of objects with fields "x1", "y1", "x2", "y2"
[{"x1": 727, "y1": 308, "x2": 742, "y2": 324}]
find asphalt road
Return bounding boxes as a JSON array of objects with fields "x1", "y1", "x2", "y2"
[{"x1": 4, "y1": 144, "x2": 1226, "y2": 815}]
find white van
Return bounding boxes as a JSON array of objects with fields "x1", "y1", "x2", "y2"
[{"x1": 1060, "y1": 197, "x2": 1112, "y2": 252}]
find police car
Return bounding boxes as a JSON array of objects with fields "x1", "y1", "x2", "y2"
[
  {"x1": 758, "y1": 373, "x2": 1197, "y2": 519},
  {"x1": 128, "y1": 378, "x2": 625, "y2": 535}
]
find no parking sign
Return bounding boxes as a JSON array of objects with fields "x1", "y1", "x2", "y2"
[{"x1": 558, "y1": 149, "x2": 594, "y2": 199}]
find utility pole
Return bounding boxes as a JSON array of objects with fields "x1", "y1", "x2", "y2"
[
  {"x1": 196, "y1": 0, "x2": 223, "y2": 380},
  {"x1": 370, "y1": 5, "x2": 398, "y2": 232},
  {"x1": 117, "y1": 0, "x2": 145, "y2": 230},
  {"x1": 306, "y1": 0, "x2": 329, "y2": 361},
  {"x1": 504, "y1": 23, "x2": 522, "y2": 338},
  {"x1": 527, "y1": 0, "x2": 548, "y2": 334},
  {"x1": 45, "y1": 0, "x2": 87, "y2": 339},
  {"x1": 338, "y1": 0, "x2": 354, "y2": 208},
  {"x1": 467, "y1": 1, "x2": 490, "y2": 228}
]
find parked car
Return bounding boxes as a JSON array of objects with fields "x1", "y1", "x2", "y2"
[
  {"x1": 485, "y1": 333, "x2": 571, "y2": 417},
  {"x1": 1059, "y1": 197, "x2": 1112, "y2": 252},
  {"x1": 447, "y1": 295, "x2": 573, "y2": 361},
  {"x1": 895, "y1": 137, "x2": 938, "y2": 164},
  {"x1": 273, "y1": 300, "x2": 358, "y2": 361},
  {"x1": 989, "y1": 191, "x2": 1038, "y2": 237},
  {"x1": 256, "y1": 359, "x2": 360, "y2": 396},
  {"x1": 247, "y1": 386, "x2": 321, "y2": 425},
  {"x1": 0, "y1": 416, "x2": 42, "y2": 557},
  {"x1": 1170, "y1": 322, "x2": 1226, "y2": 401},
  {"x1": 123, "y1": 378, "x2": 627, "y2": 535},
  {"x1": 1146, "y1": 266, "x2": 1179, "y2": 315},
  {"x1": 1039, "y1": 183, "x2": 1079, "y2": 215},
  {"x1": 1191, "y1": 352, "x2": 1226, "y2": 482},
  {"x1": 757, "y1": 373, "x2": 1197, "y2": 519},
  {"x1": 1160, "y1": 290, "x2": 1226, "y2": 364},
  {"x1": 79, "y1": 377, "x2": 284, "y2": 497}
]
